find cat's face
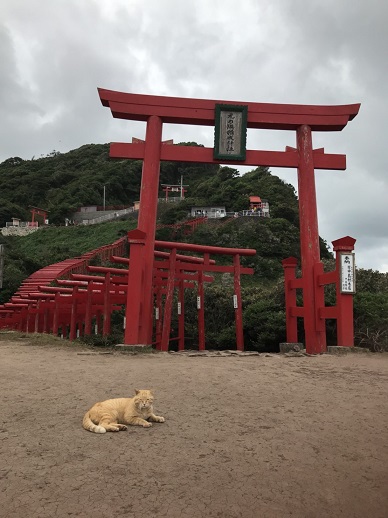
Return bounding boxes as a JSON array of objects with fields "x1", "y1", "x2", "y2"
[{"x1": 134, "y1": 389, "x2": 154, "y2": 410}]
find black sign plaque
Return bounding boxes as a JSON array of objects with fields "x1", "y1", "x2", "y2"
[{"x1": 214, "y1": 104, "x2": 247, "y2": 161}]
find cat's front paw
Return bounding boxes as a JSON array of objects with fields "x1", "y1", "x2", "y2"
[
  {"x1": 156, "y1": 416, "x2": 165, "y2": 423},
  {"x1": 143, "y1": 422, "x2": 152, "y2": 428}
]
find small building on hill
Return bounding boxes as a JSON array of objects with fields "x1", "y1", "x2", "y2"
[
  {"x1": 1, "y1": 217, "x2": 39, "y2": 236},
  {"x1": 249, "y1": 196, "x2": 270, "y2": 217},
  {"x1": 190, "y1": 206, "x2": 226, "y2": 219}
]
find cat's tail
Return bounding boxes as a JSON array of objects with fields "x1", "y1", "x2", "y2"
[{"x1": 82, "y1": 411, "x2": 106, "y2": 434}]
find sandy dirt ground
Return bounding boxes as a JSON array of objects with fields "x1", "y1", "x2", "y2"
[{"x1": 1, "y1": 338, "x2": 388, "y2": 518}]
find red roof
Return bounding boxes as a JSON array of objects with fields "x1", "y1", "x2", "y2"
[{"x1": 249, "y1": 196, "x2": 261, "y2": 203}]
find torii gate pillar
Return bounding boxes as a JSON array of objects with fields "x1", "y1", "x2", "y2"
[
  {"x1": 135, "y1": 115, "x2": 162, "y2": 345},
  {"x1": 297, "y1": 125, "x2": 326, "y2": 353}
]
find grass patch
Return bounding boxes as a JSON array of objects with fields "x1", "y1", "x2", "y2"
[{"x1": 0, "y1": 330, "x2": 88, "y2": 349}]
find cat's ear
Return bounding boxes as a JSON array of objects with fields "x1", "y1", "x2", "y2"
[{"x1": 135, "y1": 389, "x2": 140, "y2": 395}]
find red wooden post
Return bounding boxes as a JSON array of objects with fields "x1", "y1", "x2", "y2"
[
  {"x1": 35, "y1": 297, "x2": 46, "y2": 333},
  {"x1": 30, "y1": 301, "x2": 37, "y2": 332},
  {"x1": 103, "y1": 273, "x2": 111, "y2": 336},
  {"x1": 282, "y1": 257, "x2": 299, "y2": 343},
  {"x1": 25, "y1": 304, "x2": 32, "y2": 332},
  {"x1": 43, "y1": 302, "x2": 49, "y2": 333},
  {"x1": 71, "y1": 288, "x2": 85, "y2": 339},
  {"x1": 53, "y1": 292, "x2": 60, "y2": 335},
  {"x1": 137, "y1": 115, "x2": 163, "y2": 345},
  {"x1": 84, "y1": 282, "x2": 93, "y2": 335},
  {"x1": 296, "y1": 125, "x2": 326, "y2": 354},
  {"x1": 125, "y1": 230, "x2": 146, "y2": 344},
  {"x1": 69, "y1": 286, "x2": 78, "y2": 340},
  {"x1": 96, "y1": 310, "x2": 103, "y2": 334},
  {"x1": 60, "y1": 319, "x2": 68, "y2": 339},
  {"x1": 233, "y1": 254, "x2": 244, "y2": 351},
  {"x1": 38, "y1": 296, "x2": 53, "y2": 334},
  {"x1": 313, "y1": 261, "x2": 327, "y2": 343},
  {"x1": 160, "y1": 248, "x2": 177, "y2": 351},
  {"x1": 154, "y1": 287, "x2": 162, "y2": 350},
  {"x1": 197, "y1": 266, "x2": 206, "y2": 351},
  {"x1": 34, "y1": 299, "x2": 41, "y2": 333},
  {"x1": 18, "y1": 310, "x2": 24, "y2": 331},
  {"x1": 77, "y1": 310, "x2": 84, "y2": 337},
  {"x1": 333, "y1": 236, "x2": 356, "y2": 347},
  {"x1": 18, "y1": 308, "x2": 24, "y2": 331},
  {"x1": 178, "y1": 278, "x2": 185, "y2": 351}
]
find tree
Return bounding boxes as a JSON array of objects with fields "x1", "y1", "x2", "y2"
[{"x1": 0, "y1": 200, "x2": 29, "y2": 228}]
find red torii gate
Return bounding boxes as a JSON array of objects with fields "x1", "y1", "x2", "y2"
[
  {"x1": 30, "y1": 206, "x2": 49, "y2": 226},
  {"x1": 161, "y1": 184, "x2": 188, "y2": 200},
  {"x1": 98, "y1": 88, "x2": 360, "y2": 354}
]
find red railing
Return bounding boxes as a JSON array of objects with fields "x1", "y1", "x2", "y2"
[
  {"x1": 156, "y1": 217, "x2": 208, "y2": 236},
  {"x1": 0, "y1": 237, "x2": 126, "y2": 333},
  {"x1": 1, "y1": 230, "x2": 356, "y2": 353},
  {"x1": 0, "y1": 231, "x2": 256, "y2": 352},
  {"x1": 282, "y1": 236, "x2": 356, "y2": 350}
]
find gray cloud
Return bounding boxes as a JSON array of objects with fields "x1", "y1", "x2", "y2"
[{"x1": 0, "y1": 0, "x2": 387, "y2": 271}]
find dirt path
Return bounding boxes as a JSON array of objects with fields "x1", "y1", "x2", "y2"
[{"x1": 1, "y1": 339, "x2": 387, "y2": 518}]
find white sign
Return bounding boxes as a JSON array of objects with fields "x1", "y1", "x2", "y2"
[
  {"x1": 155, "y1": 307, "x2": 160, "y2": 320},
  {"x1": 233, "y1": 294, "x2": 238, "y2": 309},
  {"x1": 340, "y1": 253, "x2": 356, "y2": 294},
  {"x1": 177, "y1": 302, "x2": 182, "y2": 315},
  {"x1": 197, "y1": 296, "x2": 201, "y2": 310}
]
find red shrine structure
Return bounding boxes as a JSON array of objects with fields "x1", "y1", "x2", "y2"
[
  {"x1": 98, "y1": 88, "x2": 360, "y2": 354},
  {"x1": 30, "y1": 206, "x2": 49, "y2": 226},
  {"x1": 249, "y1": 196, "x2": 270, "y2": 217},
  {"x1": 161, "y1": 183, "x2": 188, "y2": 200}
]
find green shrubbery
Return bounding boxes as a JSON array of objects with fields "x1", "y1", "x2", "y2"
[{"x1": 354, "y1": 291, "x2": 388, "y2": 352}]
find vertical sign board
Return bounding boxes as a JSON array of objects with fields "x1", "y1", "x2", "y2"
[
  {"x1": 0, "y1": 244, "x2": 4, "y2": 289},
  {"x1": 214, "y1": 104, "x2": 248, "y2": 161},
  {"x1": 339, "y1": 252, "x2": 356, "y2": 293}
]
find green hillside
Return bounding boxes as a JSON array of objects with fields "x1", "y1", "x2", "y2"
[
  {"x1": 0, "y1": 143, "x2": 301, "y2": 227},
  {"x1": 0, "y1": 143, "x2": 218, "y2": 226},
  {"x1": 0, "y1": 142, "x2": 315, "y2": 299},
  {"x1": 0, "y1": 144, "x2": 387, "y2": 352}
]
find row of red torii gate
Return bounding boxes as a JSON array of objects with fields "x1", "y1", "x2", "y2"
[{"x1": 0, "y1": 89, "x2": 360, "y2": 354}]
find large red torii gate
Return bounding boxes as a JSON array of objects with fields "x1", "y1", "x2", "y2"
[{"x1": 98, "y1": 88, "x2": 360, "y2": 354}]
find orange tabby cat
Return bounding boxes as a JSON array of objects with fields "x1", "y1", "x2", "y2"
[{"x1": 82, "y1": 389, "x2": 165, "y2": 434}]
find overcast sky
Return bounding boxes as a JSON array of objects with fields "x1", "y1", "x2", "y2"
[{"x1": 1, "y1": 0, "x2": 387, "y2": 272}]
